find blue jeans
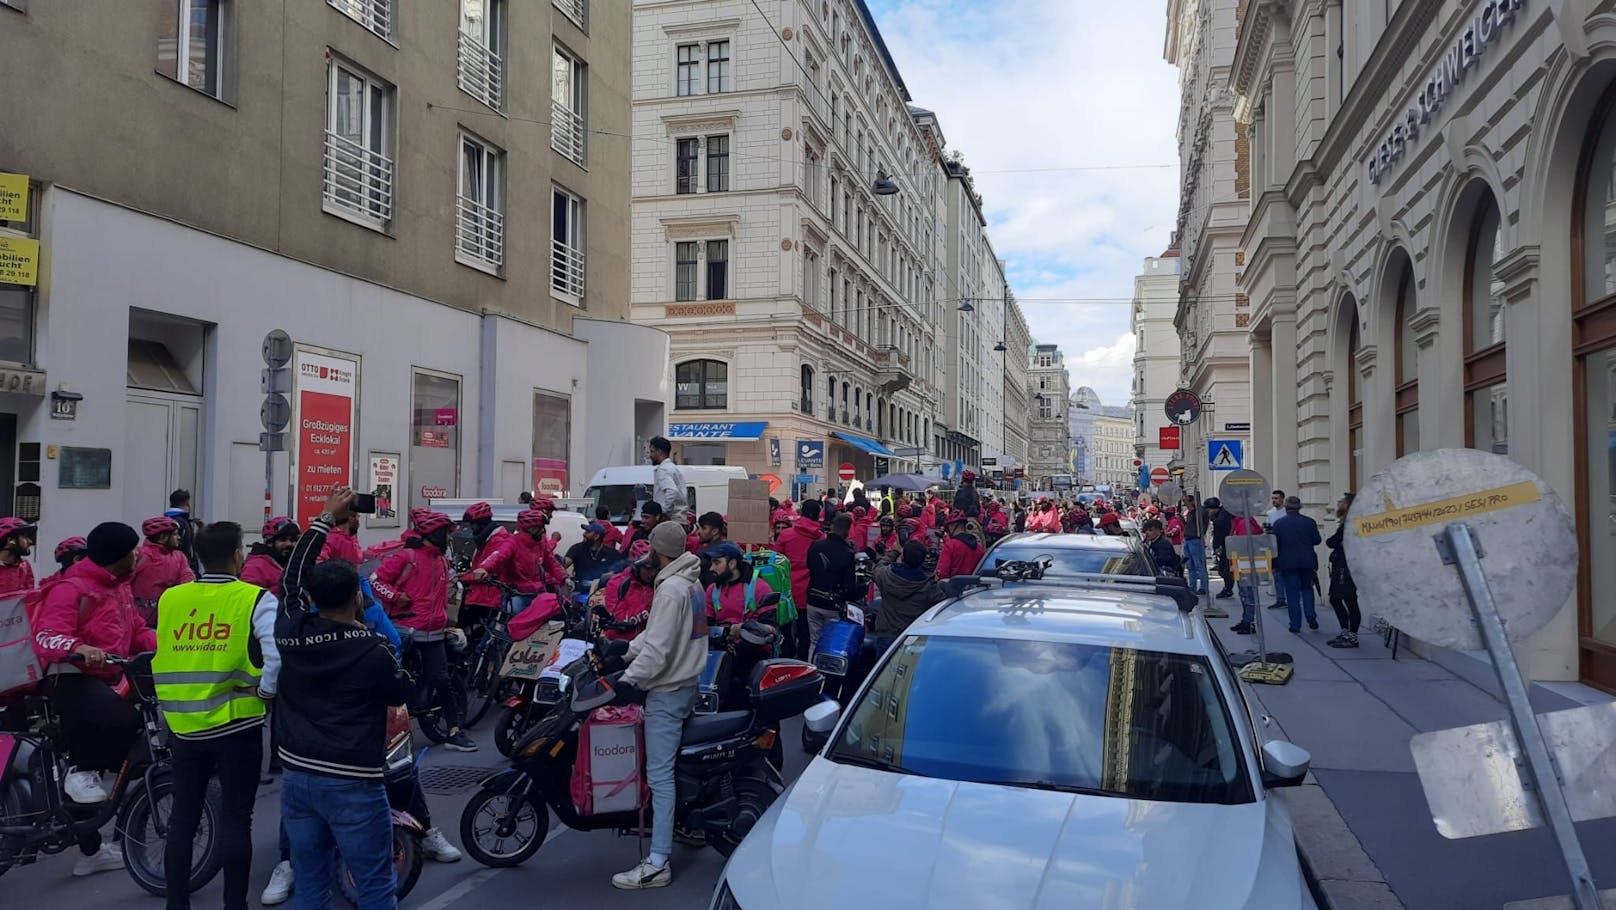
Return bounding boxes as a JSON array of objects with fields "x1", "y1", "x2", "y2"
[
  {"x1": 643, "y1": 686, "x2": 696, "y2": 858},
  {"x1": 281, "y1": 770, "x2": 395, "y2": 910},
  {"x1": 1281, "y1": 569, "x2": 1318, "y2": 630},
  {"x1": 1183, "y1": 539, "x2": 1209, "y2": 594},
  {"x1": 1238, "y1": 580, "x2": 1256, "y2": 626}
]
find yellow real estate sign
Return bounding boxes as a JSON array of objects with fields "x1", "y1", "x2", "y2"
[
  {"x1": 0, "y1": 173, "x2": 27, "y2": 222},
  {"x1": 0, "y1": 236, "x2": 39, "y2": 286}
]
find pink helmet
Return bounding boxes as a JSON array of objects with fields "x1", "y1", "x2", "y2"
[
  {"x1": 515, "y1": 509, "x2": 548, "y2": 531},
  {"x1": 628, "y1": 540, "x2": 652, "y2": 560},
  {"x1": 944, "y1": 510, "x2": 968, "y2": 526},
  {"x1": 408, "y1": 507, "x2": 430, "y2": 526},
  {"x1": 55, "y1": 536, "x2": 88, "y2": 562},
  {"x1": 413, "y1": 511, "x2": 454, "y2": 535},
  {"x1": 531, "y1": 496, "x2": 556, "y2": 514},
  {"x1": 263, "y1": 516, "x2": 299, "y2": 539},
  {"x1": 463, "y1": 501, "x2": 493, "y2": 523},
  {"x1": 0, "y1": 517, "x2": 36, "y2": 543},
  {"x1": 142, "y1": 516, "x2": 179, "y2": 539}
]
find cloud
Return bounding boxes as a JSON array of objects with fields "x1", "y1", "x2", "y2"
[{"x1": 866, "y1": 0, "x2": 1179, "y2": 406}]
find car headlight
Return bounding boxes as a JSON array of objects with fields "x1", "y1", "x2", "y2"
[{"x1": 710, "y1": 881, "x2": 742, "y2": 910}]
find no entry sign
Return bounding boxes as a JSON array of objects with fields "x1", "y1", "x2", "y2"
[{"x1": 838, "y1": 462, "x2": 856, "y2": 482}]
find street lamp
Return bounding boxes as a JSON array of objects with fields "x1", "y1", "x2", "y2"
[
  {"x1": 872, "y1": 171, "x2": 899, "y2": 195},
  {"x1": 957, "y1": 300, "x2": 975, "y2": 312}
]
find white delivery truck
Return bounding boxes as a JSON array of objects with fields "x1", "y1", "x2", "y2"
[{"x1": 582, "y1": 464, "x2": 750, "y2": 527}]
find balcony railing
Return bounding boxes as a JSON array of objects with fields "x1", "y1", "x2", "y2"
[
  {"x1": 322, "y1": 130, "x2": 393, "y2": 224},
  {"x1": 457, "y1": 30, "x2": 503, "y2": 110},
  {"x1": 551, "y1": 100, "x2": 585, "y2": 165},
  {"x1": 552, "y1": 239, "x2": 586, "y2": 301},
  {"x1": 553, "y1": 0, "x2": 586, "y2": 29},
  {"x1": 455, "y1": 194, "x2": 505, "y2": 270},
  {"x1": 329, "y1": 0, "x2": 391, "y2": 39}
]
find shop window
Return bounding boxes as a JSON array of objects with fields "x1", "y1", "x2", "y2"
[
  {"x1": 675, "y1": 359, "x2": 727, "y2": 410},
  {"x1": 126, "y1": 339, "x2": 197, "y2": 394},
  {"x1": 1464, "y1": 195, "x2": 1507, "y2": 454},
  {"x1": 532, "y1": 390, "x2": 570, "y2": 497},
  {"x1": 410, "y1": 370, "x2": 461, "y2": 512}
]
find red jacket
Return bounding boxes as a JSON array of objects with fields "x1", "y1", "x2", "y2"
[
  {"x1": 475, "y1": 532, "x2": 550, "y2": 596},
  {"x1": 601, "y1": 523, "x2": 626, "y2": 551},
  {"x1": 705, "y1": 576, "x2": 775, "y2": 626},
  {"x1": 985, "y1": 510, "x2": 1009, "y2": 535},
  {"x1": 772, "y1": 517, "x2": 824, "y2": 614},
  {"x1": 0, "y1": 558, "x2": 34, "y2": 597},
  {"x1": 240, "y1": 550, "x2": 284, "y2": 591},
  {"x1": 372, "y1": 544, "x2": 450, "y2": 634},
  {"x1": 461, "y1": 526, "x2": 511, "y2": 608},
  {"x1": 600, "y1": 567, "x2": 653, "y2": 641},
  {"x1": 31, "y1": 561, "x2": 157, "y2": 681},
  {"x1": 319, "y1": 527, "x2": 364, "y2": 566},
  {"x1": 129, "y1": 541, "x2": 194, "y2": 606},
  {"x1": 935, "y1": 534, "x2": 984, "y2": 580}
]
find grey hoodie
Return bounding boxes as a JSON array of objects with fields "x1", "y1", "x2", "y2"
[{"x1": 622, "y1": 551, "x2": 707, "y2": 692}]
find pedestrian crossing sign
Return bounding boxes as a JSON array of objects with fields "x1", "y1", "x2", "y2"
[{"x1": 1208, "y1": 439, "x2": 1243, "y2": 471}]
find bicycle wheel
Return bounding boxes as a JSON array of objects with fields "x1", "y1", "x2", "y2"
[
  {"x1": 0, "y1": 780, "x2": 30, "y2": 877},
  {"x1": 120, "y1": 775, "x2": 223, "y2": 898},
  {"x1": 464, "y1": 651, "x2": 500, "y2": 728}
]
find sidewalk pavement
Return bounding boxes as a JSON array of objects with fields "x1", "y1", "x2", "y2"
[{"x1": 1208, "y1": 606, "x2": 1616, "y2": 910}]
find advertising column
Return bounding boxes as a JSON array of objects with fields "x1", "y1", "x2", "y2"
[{"x1": 292, "y1": 349, "x2": 359, "y2": 529}]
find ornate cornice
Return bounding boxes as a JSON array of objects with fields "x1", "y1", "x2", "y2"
[
  {"x1": 661, "y1": 110, "x2": 742, "y2": 136},
  {"x1": 660, "y1": 214, "x2": 739, "y2": 241},
  {"x1": 1408, "y1": 305, "x2": 1442, "y2": 346}
]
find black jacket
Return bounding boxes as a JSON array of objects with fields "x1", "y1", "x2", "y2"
[
  {"x1": 1147, "y1": 536, "x2": 1183, "y2": 576},
  {"x1": 275, "y1": 520, "x2": 412, "y2": 780},
  {"x1": 806, "y1": 535, "x2": 861, "y2": 611},
  {"x1": 1209, "y1": 510, "x2": 1233, "y2": 549}
]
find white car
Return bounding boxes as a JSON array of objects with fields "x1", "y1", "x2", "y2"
[{"x1": 712, "y1": 574, "x2": 1318, "y2": 910}]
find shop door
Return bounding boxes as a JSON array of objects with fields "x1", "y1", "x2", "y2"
[
  {"x1": 1581, "y1": 345, "x2": 1616, "y2": 689},
  {"x1": 124, "y1": 393, "x2": 200, "y2": 524}
]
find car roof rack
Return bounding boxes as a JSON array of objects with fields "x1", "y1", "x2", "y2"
[{"x1": 950, "y1": 565, "x2": 1199, "y2": 614}]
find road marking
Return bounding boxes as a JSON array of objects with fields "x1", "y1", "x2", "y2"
[{"x1": 413, "y1": 825, "x2": 569, "y2": 910}]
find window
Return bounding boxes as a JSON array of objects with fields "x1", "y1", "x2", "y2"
[
  {"x1": 323, "y1": 56, "x2": 394, "y2": 228},
  {"x1": 552, "y1": 0, "x2": 586, "y2": 31},
  {"x1": 0, "y1": 0, "x2": 26, "y2": 10},
  {"x1": 803, "y1": 249, "x2": 820, "y2": 310},
  {"x1": 533, "y1": 390, "x2": 572, "y2": 496},
  {"x1": 801, "y1": 365, "x2": 814, "y2": 413},
  {"x1": 1392, "y1": 265, "x2": 1419, "y2": 455},
  {"x1": 675, "y1": 139, "x2": 699, "y2": 194},
  {"x1": 676, "y1": 360, "x2": 728, "y2": 409},
  {"x1": 157, "y1": 0, "x2": 229, "y2": 99},
  {"x1": 676, "y1": 44, "x2": 700, "y2": 96},
  {"x1": 329, "y1": 0, "x2": 391, "y2": 40},
  {"x1": 706, "y1": 136, "x2": 730, "y2": 192},
  {"x1": 551, "y1": 187, "x2": 585, "y2": 303},
  {"x1": 458, "y1": 0, "x2": 505, "y2": 110},
  {"x1": 675, "y1": 241, "x2": 698, "y2": 301},
  {"x1": 707, "y1": 40, "x2": 731, "y2": 93},
  {"x1": 410, "y1": 370, "x2": 462, "y2": 513},
  {"x1": 705, "y1": 240, "x2": 729, "y2": 300},
  {"x1": 551, "y1": 45, "x2": 586, "y2": 166},
  {"x1": 1464, "y1": 196, "x2": 1507, "y2": 454},
  {"x1": 456, "y1": 132, "x2": 505, "y2": 271}
]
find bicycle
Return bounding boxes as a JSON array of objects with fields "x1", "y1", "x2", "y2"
[{"x1": 0, "y1": 653, "x2": 224, "y2": 896}]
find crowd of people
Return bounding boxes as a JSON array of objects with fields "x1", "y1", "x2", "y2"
[{"x1": 0, "y1": 434, "x2": 1364, "y2": 906}]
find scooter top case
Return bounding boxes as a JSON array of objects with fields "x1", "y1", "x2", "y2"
[
  {"x1": 746, "y1": 659, "x2": 824, "y2": 724},
  {"x1": 811, "y1": 618, "x2": 865, "y2": 677}
]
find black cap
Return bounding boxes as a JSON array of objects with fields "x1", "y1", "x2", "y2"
[
  {"x1": 86, "y1": 522, "x2": 140, "y2": 568},
  {"x1": 1203, "y1": 497, "x2": 1221, "y2": 509}
]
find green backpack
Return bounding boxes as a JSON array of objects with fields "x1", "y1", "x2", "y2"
[{"x1": 746, "y1": 551, "x2": 797, "y2": 626}]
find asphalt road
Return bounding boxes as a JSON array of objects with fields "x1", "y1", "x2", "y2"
[{"x1": 3, "y1": 713, "x2": 813, "y2": 909}]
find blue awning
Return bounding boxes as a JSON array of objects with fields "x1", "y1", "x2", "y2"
[
  {"x1": 832, "y1": 431, "x2": 896, "y2": 457},
  {"x1": 667, "y1": 421, "x2": 768, "y2": 442}
]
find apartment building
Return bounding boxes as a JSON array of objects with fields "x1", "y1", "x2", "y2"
[
  {"x1": 1229, "y1": 0, "x2": 1611, "y2": 686},
  {"x1": 1027, "y1": 343, "x2": 1070, "y2": 489},
  {"x1": 0, "y1": 0, "x2": 660, "y2": 548},
  {"x1": 1130, "y1": 247, "x2": 1184, "y2": 476}
]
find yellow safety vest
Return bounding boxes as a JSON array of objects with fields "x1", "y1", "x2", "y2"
[{"x1": 153, "y1": 579, "x2": 267, "y2": 737}]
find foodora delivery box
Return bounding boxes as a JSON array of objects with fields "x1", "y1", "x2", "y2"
[{"x1": 570, "y1": 705, "x2": 648, "y2": 816}]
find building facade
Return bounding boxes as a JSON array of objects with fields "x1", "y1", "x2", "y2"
[
  {"x1": 1027, "y1": 343, "x2": 1071, "y2": 489},
  {"x1": 1068, "y1": 387, "x2": 1137, "y2": 493},
  {"x1": 0, "y1": 0, "x2": 660, "y2": 550},
  {"x1": 1231, "y1": 0, "x2": 1616, "y2": 687},
  {"x1": 1167, "y1": 0, "x2": 1254, "y2": 499},
  {"x1": 1001, "y1": 289, "x2": 1034, "y2": 483},
  {"x1": 1131, "y1": 247, "x2": 1185, "y2": 475}
]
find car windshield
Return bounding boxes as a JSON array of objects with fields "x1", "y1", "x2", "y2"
[
  {"x1": 588, "y1": 484, "x2": 643, "y2": 524},
  {"x1": 828, "y1": 635, "x2": 1251, "y2": 804},
  {"x1": 987, "y1": 543, "x2": 1149, "y2": 576}
]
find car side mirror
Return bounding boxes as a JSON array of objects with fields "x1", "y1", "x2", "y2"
[
  {"x1": 804, "y1": 698, "x2": 841, "y2": 734},
  {"x1": 1261, "y1": 739, "x2": 1311, "y2": 788}
]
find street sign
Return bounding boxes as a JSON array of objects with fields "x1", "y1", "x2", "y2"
[
  {"x1": 259, "y1": 432, "x2": 285, "y2": 453},
  {"x1": 260, "y1": 393, "x2": 291, "y2": 432},
  {"x1": 769, "y1": 438, "x2": 782, "y2": 466},
  {"x1": 1160, "y1": 481, "x2": 1183, "y2": 503},
  {"x1": 261, "y1": 329, "x2": 293, "y2": 369},
  {"x1": 1014, "y1": 467, "x2": 1025, "y2": 478},
  {"x1": 1164, "y1": 389, "x2": 1202, "y2": 426},
  {"x1": 1217, "y1": 468, "x2": 1289, "y2": 681},
  {"x1": 1159, "y1": 426, "x2": 1181, "y2": 449},
  {"x1": 261, "y1": 367, "x2": 291, "y2": 395},
  {"x1": 1150, "y1": 467, "x2": 1170, "y2": 484},
  {"x1": 1224, "y1": 421, "x2": 1251, "y2": 432},
  {"x1": 1344, "y1": 449, "x2": 1576, "y2": 651},
  {"x1": 838, "y1": 462, "x2": 856, "y2": 482},
  {"x1": 890, "y1": 446, "x2": 926, "y2": 458},
  {"x1": 796, "y1": 438, "x2": 824, "y2": 469},
  {"x1": 1208, "y1": 439, "x2": 1243, "y2": 471},
  {"x1": 981, "y1": 457, "x2": 997, "y2": 466},
  {"x1": 1217, "y1": 468, "x2": 1268, "y2": 521}
]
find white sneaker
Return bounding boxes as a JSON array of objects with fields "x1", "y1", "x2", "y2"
[
  {"x1": 421, "y1": 828, "x2": 462, "y2": 863},
  {"x1": 72, "y1": 843, "x2": 122, "y2": 877},
  {"x1": 611, "y1": 858, "x2": 671, "y2": 890},
  {"x1": 261, "y1": 860, "x2": 294, "y2": 905},
  {"x1": 63, "y1": 770, "x2": 108, "y2": 805}
]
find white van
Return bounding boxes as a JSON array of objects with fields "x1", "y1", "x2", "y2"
[{"x1": 583, "y1": 464, "x2": 749, "y2": 525}]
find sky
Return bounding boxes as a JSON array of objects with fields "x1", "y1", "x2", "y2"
[{"x1": 864, "y1": 0, "x2": 1182, "y2": 407}]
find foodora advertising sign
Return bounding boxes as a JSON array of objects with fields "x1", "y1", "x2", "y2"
[{"x1": 293, "y1": 349, "x2": 359, "y2": 528}]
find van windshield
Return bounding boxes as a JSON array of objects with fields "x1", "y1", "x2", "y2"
[{"x1": 588, "y1": 485, "x2": 643, "y2": 524}]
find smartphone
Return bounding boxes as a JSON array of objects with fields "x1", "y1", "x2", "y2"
[{"x1": 351, "y1": 493, "x2": 377, "y2": 514}]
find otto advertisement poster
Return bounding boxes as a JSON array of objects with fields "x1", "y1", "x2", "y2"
[{"x1": 293, "y1": 349, "x2": 359, "y2": 529}]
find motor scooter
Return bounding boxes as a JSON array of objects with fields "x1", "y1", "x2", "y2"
[
  {"x1": 801, "y1": 555, "x2": 876, "y2": 753},
  {"x1": 335, "y1": 705, "x2": 425, "y2": 905}
]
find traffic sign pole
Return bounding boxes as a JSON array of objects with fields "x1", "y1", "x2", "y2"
[{"x1": 261, "y1": 330, "x2": 292, "y2": 523}]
